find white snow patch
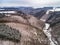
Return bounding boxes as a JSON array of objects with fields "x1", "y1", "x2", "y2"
[{"x1": 43, "y1": 23, "x2": 58, "y2": 45}]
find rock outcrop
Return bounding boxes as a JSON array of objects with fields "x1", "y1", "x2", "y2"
[
  {"x1": 46, "y1": 10, "x2": 60, "y2": 45},
  {"x1": 51, "y1": 23, "x2": 60, "y2": 45}
]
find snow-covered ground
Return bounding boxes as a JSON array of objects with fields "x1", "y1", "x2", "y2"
[{"x1": 43, "y1": 23, "x2": 58, "y2": 45}]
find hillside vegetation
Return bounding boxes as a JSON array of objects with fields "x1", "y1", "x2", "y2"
[{"x1": 0, "y1": 14, "x2": 50, "y2": 45}]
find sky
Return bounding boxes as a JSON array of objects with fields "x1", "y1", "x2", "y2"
[{"x1": 0, "y1": 0, "x2": 60, "y2": 8}]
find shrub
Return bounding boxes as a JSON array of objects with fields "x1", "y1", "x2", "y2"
[{"x1": 0, "y1": 23, "x2": 21, "y2": 42}]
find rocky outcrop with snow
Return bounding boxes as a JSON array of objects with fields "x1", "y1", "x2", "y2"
[{"x1": 44, "y1": 9, "x2": 60, "y2": 45}]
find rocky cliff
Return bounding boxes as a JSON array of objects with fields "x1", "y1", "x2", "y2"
[{"x1": 45, "y1": 10, "x2": 60, "y2": 45}]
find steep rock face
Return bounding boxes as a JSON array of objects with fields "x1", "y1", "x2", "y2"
[
  {"x1": 51, "y1": 23, "x2": 60, "y2": 45},
  {"x1": 0, "y1": 14, "x2": 50, "y2": 45},
  {"x1": 31, "y1": 10, "x2": 46, "y2": 19},
  {"x1": 46, "y1": 11, "x2": 60, "y2": 26},
  {"x1": 46, "y1": 11, "x2": 60, "y2": 45}
]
